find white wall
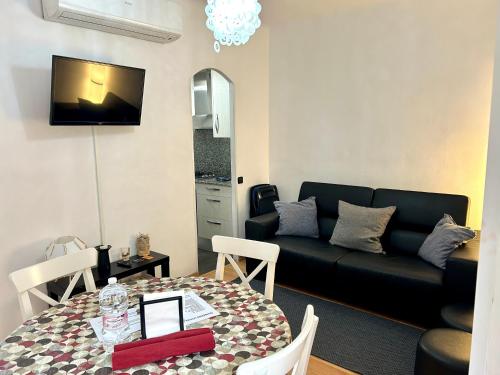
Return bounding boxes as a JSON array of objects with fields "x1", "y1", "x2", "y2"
[
  {"x1": 0, "y1": 0, "x2": 269, "y2": 338},
  {"x1": 470, "y1": 2, "x2": 500, "y2": 373},
  {"x1": 267, "y1": 0, "x2": 497, "y2": 228},
  {"x1": 217, "y1": 34, "x2": 270, "y2": 237}
]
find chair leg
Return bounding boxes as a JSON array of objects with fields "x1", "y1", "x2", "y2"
[
  {"x1": 215, "y1": 253, "x2": 226, "y2": 281},
  {"x1": 18, "y1": 291, "x2": 33, "y2": 322},
  {"x1": 265, "y1": 262, "x2": 276, "y2": 301},
  {"x1": 83, "y1": 268, "x2": 96, "y2": 292}
]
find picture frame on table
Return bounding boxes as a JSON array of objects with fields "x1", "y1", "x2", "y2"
[{"x1": 139, "y1": 295, "x2": 184, "y2": 339}]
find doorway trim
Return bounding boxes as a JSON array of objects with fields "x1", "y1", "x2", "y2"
[{"x1": 191, "y1": 68, "x2": 239, "y2": 245}]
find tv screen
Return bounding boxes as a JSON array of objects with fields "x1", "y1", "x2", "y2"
[{"x1": 50, "y1": 56, "x2": 146, "y2": 125}]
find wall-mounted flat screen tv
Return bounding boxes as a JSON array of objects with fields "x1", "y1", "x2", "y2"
[{"x1": 50, "y1": 56, "x2": 146, "y2": 125}]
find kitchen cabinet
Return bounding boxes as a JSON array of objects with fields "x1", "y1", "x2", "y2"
[
  {"x1": 192, "y1": 69, "x2": 213, "y2": 130},
  {"x1": 191, "y1": 69, "x2": 231, "y2": 137},
  {"x1": 210, "y1": 70, "x2": 231, "y2": 138},
  {"x1": 196, "y1": 183, "x2": 233, "y2": 239}
]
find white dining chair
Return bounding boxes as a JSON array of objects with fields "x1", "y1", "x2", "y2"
[
  {"x1": 9, "y1": 247, "x2": 98, "y2": 321},
  {"x1": 237, "y1": 304, "x2": 319, "y2": 375},
  {"x1": 212, "y1": 235, "x2": 280, "y2": 300}
]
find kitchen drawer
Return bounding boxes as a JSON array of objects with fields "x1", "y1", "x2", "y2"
[
  {"x1": 197, "y1": 216, "x2": 233, "y2": 239},
  {"x1": 196, "y1": 194, "x2": 232, "y2": 221},
  {"x1": 196, "y1": 183, "x2": 231, "y2": 198}
]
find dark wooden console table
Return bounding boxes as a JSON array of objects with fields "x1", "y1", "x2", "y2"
[{"x1": 47, "y1": 251, "x2": 170, "y2": 301}]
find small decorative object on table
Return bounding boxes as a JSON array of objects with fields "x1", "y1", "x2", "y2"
[
  {"x1": 117, "y1": 247, "x2": 132, "y2": 268},
  {"x1": 137, "y1": 233, "x2": 153, "y2": 260},
  {"x1": 96, "y1": 245, "x2": 112, "y2": 277},
  {"x1": 121, "y1": 247, "x2": 131, "y2": 261}
]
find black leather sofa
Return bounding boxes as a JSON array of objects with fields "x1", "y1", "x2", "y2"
[{"x1": 245, "y1": 182, "x2": 480, "y2": 326}]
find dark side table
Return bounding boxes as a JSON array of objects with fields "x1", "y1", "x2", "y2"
[{"x1": 47, "y1": 251, "x2": 170, "y2": 301}]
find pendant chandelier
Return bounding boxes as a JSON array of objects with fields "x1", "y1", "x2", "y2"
[{"x1": 205, "y1": 0, "x2": 262, "y2": 53}]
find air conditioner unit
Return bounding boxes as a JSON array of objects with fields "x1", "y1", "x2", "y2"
[{"x1": 41, "y1": 0, "x2": 182, "y2": 44}]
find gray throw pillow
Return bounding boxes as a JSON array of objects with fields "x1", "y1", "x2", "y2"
[
  {"x1": 274, "y1": 196, "x2": 319, "y2": 238},
  {"x1": 418, "y1": 214, "x2": 476, "y2": 269},
  {"x1": 330, "y1": 200, "x2": 396, "y2": 253}
]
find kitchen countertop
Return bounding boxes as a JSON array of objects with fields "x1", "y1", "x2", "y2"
[{"x1": 195, "y1": 177, "x2": 232, "y2": 187}]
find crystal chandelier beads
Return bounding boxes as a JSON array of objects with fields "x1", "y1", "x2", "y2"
[{"x1": 205, "y1": 0, "x2": 262, "y2": 53}]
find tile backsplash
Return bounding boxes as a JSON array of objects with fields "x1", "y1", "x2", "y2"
[{"x1": 193, "y1": 129, "x2": 231, "y2": 176}]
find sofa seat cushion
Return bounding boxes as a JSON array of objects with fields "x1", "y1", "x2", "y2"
[
  {"x1": 250, "y1": 236, "x2": 350, "y2": 295},
  {"x1": 335, "y1": 251, "x2": 444, "y2": 325},
  {"x1": 337, "y1": 251, "x2": 443, "y2": 288},
  {"x1": 271, "y1": 235, "x2": 349, "y2": 263}
]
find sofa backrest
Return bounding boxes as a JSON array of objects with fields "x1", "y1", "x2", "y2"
[
  {"x1": 299, "y1": 182, "x2": 374, "y2": 240},
  {"x1": 372, "y1": 189, "x2": 469, "y2": 256}
]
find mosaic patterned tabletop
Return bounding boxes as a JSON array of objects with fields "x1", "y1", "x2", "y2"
[{"x1": 0, "y1": 277, "x2": 291, "y2": 375}]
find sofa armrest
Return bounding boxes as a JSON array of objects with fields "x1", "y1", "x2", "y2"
[
  {"x1": 443, "y1": 234, "x2": 480, "y2": 304},
  {"x1": 245, "y1": 212, "x2": 279, "y2": 241}
]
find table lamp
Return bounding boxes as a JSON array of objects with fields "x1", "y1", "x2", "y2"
[{"x1": 45, "y1": 236, "x2": 87, "y2": 260}]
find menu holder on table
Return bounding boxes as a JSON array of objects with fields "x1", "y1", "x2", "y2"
[{"x1": 140, "y1": 291, "x2": 184, "y2": 339}]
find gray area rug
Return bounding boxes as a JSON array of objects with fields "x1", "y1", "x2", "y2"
[{"x1": 250, "y1": 280, "x2": 424, "y2": 375}]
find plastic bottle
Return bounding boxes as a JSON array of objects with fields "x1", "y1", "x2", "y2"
[{"x1": 99, "y1": 277, "x2": 129, "y2": 352}]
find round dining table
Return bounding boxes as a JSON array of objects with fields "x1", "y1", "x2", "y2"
[{"x1": 0, "y1": 277, "x2": 292, "y2": 374}]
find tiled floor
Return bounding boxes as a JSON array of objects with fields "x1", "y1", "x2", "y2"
[{"x1": 197, "y1": 248, "x2": 218, "y2": 275}]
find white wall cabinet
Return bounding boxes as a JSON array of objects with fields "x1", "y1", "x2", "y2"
[{"x1": 211, "y1": 70, "x2": 231, "y2": 138}]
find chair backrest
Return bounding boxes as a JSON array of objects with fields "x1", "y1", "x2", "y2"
[
  {"x1": 9, "y1": 247, "x2": 98, "y2": 321},
  {"x1": 212, "y1": 236, "x2": 280, "y2": 300},
  {"x1": 236, "y1": 304, "x2": 319, "y2": 375}
]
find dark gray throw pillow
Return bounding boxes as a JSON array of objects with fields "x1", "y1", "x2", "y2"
[
  {"x1": 274, "y1": 196, "x2": 319, "y2": 238},
  {"x1": 418, "y1": 214, "x2": 476, "y2": 269},
  {"x1": 329, "y1": 200, "x2": 396, "y2": 253}
]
